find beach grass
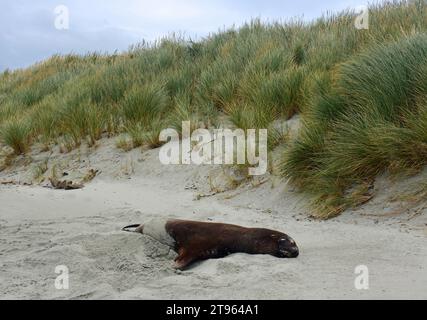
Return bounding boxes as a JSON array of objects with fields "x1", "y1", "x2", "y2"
[{"x1": 1, "y1": 0, "x2": 427, "y2": 217}]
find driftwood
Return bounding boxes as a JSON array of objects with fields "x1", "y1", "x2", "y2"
[
  {"x1": 49, "y1": 178, "x2": 84, "y2": 190},
  {"x1": 82, "y1": 169, "x2": 99, "y2": 183},
  {"x1": 0, "y1": 180, "x2": 15, "y2": 185},
  {"x1": 0, "y1": 180, "x2": 32, "y2": 186},
  {"x1": 49, "y1": 169, "x2": 99, "y2": 190},
  {"x1": 1, "y1": 169, "x2": 99, "y2": 190}
]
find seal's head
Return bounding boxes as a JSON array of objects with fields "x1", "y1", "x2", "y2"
[
  {"x1": 261, "y1": 231, "x2": 299, "y2": 258},
  {"x1": 276, "y1": 234, "x2": 299, "y2": 258}
]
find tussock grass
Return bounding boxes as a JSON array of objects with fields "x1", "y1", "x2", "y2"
[
  {"x1": 169, "y1": 93, "x2": 203, "y2": 135},
  {"x1": 282, "y1": 32, "x2": 427, "y2": 218},
  {"x1": 121, "y1": 84, "x2": 169, "y2": 126},
  {"x1": 141, "y1": 118, "x2": 169, "y2": 149},
  {"x1": 126, "y1": 123, "x2": 145, "y2": 148},
  {"x1": 0, "y1": 120, "x2": 32, "y2": 154},
  {"x1": 116, "y1": 135, "x2": 134, "y2": 152}
]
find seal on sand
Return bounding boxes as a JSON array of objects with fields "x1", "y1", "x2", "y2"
[{"x1": 123, "y1": 218, "x2": 299, "y2": 270}]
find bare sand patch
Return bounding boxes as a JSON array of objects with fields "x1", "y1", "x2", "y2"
[{"x1": 0, "y1": 138, "x2": 426, "y2": 299}]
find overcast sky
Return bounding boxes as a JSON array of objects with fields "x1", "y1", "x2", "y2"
[{"x1": 0, "y1": 0, "x2": 373, "y2": 71}]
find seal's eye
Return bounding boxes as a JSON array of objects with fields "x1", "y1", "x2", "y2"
[{"x1": 278, "y1": 238, "x2": 289, "y2": 247}]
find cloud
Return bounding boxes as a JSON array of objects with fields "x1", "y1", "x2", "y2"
[{"x1": 0, "y1": 0, "x2": 372, "y2": 71}]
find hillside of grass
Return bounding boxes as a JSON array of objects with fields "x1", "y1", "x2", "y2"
[{"x1": 1, "y1": 1, "x2": 427, "y2": 218}]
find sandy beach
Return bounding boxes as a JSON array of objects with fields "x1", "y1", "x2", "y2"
[{"x1": 0, "y1": 138, "x2": 426, "y2": 300}]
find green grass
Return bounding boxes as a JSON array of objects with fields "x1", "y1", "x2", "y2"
[
  {"x1": 1, "y1": 0, "x2": 427, "y2": 218},
  {"x1": 121, "y1": 83, "x2": 169, "y2": 126},
  {"x1": 0, "y1": 120, "x2": 32, "y2": 154},
  {"x1": 281, "y1": 32, "x2": 427, "y2": 218}
]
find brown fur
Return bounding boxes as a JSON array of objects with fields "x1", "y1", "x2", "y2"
[{"x1": 123, "y1": 219, "x2": 299, "y2": 270}]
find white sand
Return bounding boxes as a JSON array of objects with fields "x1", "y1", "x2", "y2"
[{"x1": 0, "y1": 137, "x2": 426, "y2": 300}]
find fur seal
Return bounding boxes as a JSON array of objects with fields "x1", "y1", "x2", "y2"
[{"x1": 122, "y1": 218, "x2": 299, "y2": 270}]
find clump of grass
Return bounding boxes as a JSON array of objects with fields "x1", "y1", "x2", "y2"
[
  {"x1": 121, "y1": 84, "x2": 169, "y2": 125},
  {"x1": 141, "y1": 118, "x2": 168, "y2": 149},
  {"x1": 85, "y1": 104, "x2": 107, "y2": 147},
  {"x1": 228, "y1": 103, "x2": 275, "y2": 130},
  {"x1": 125, "y1": 123, "x2": 145, "y2": 148},
  {"x1": 0, "y1": 147, "x2": 16, "y2": 171},
  {"x1": 292, "y1": 42, "x2": 306, "y2": 66},
  {"x1": 123, "y1": 118, "x2": 168, "y2": 150},
  {"x1": 267, "y1": 122, "x2": 289, "y2": 151},
  {"x1": 30, "y1": 98, "x2": 58, "y2": 150},
  {"x1": 168, "y1": 93, "x2": 203, "y2": 135},
  {"x1": 116, "y1": 135, "x2": 134, "y2": 152},
  {"x1": 55, "y1": 97, "x2": 107, "y2": 149},
  {"x1": 335, "y1": 34, "x2": 427, "y2": 121},
  {"x1": 195, "y1": 59, "x2": 241, "y2": 110},
  {"x1": 0, "y1": 120, "x2": 32, "y2": 155},
  {"x1": 88, "y1": 61, "x2": 131, "y2": 105},
  {"x1": 281, "y1": 118, "x2": 327, "y2": 181},
  {"x1": 58, "y1": 135, "x2": 77, "y2": 154},
  {"x1": 282, "y1": 33, "x2": 427, "y2": 218}
]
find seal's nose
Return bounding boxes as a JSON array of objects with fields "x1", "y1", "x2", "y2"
[{"x1": 289, "y1": 247, "x2": 299, "y2": 258}]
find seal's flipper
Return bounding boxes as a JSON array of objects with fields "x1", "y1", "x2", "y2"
[
  {"x1": 122, "y1": 224, "x2": 144, "y2": 233},
  {"x1": 174, "y1": 256, "x2": 195, "y2": 270},
  {"x1": 174, "y1": 248, "x2": 196, "y2": 270}
]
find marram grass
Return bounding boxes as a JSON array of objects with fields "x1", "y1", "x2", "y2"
[{"x1": 1, "y1": 0, "x2": 427, "y2": 218}]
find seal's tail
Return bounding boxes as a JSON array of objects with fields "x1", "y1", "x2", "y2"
[{"x1": 122, "y1": 224, "x2": 144, "y2": 233}]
